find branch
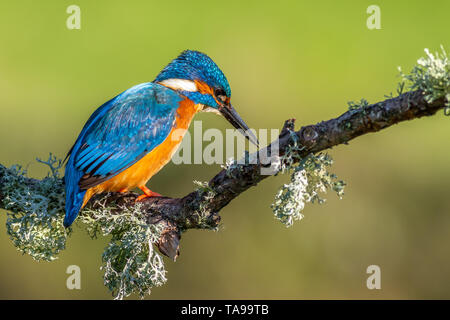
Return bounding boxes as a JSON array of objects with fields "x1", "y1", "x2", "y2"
[
  {"x1": 141, "y1": 90, "x2": 447, "y2": 259},
  {"x1": 1, "y1": 89, "x2": 446, "y2": 260},
  {"x1": 1, "y1": 47, "x2": 448, "y2": 300}
]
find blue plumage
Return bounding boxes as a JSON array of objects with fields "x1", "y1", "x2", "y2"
[
  {"x1": 64, "y1": 50, "x2": 254, "y2": 228},
  {"x1": 155, "y1": 50, "x2": 231, "y2": 97},
  {"x1": 64, "y1": 82, "x2": 183, "y2": 227}
]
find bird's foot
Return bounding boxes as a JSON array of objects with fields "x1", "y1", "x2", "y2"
[
  {"x1": 136, "y1": 192, "x2": 161, "y2": 201},
  {"x1": 136, "y1": 186, "x2": 162, "y2": 202}
]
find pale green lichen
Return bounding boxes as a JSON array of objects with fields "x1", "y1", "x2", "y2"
[
  {"x1": 193, "y1": 180, "x2": 215, "y2": 195},
  {"x1": 191, "y1": 180, "x2": 219, "y2": 230},
  {"x1": 1, "y1": 47, "x2": 446, "y2": 298},
  {"x1": 347, "y1": 98, "x2": 370, "y2": 112},
  {"x1": 399, "y1": 46, "x2": 450, "y2": 111},
  {"x1": 278, "y1": 132, "x2": 304, "y2": 173},
  {"x1": 220, "y1": 157, "x2": 244, "y2": 179},
  {"x1": 80, "y1": 200, "x2": 167, "y2": 300},
  {"x1": 2, "y1": 154, "x2": 68, "y2": 261},
  {"x1": 271, "y1": 134, "x2": 345, "y2": 227},
  {"x1": 2, "y1": 154, "x2": 166, "y2": 299}
]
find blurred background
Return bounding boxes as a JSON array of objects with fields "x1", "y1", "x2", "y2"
[{"x1": 0, "y1": 0, "x2": 449, "y2": 299}]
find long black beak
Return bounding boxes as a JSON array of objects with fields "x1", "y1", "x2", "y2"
[{"x1": 219, "y1": 104, "x2": 259, "y2": 147}]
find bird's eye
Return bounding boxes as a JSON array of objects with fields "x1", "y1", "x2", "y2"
[{"x1": 214, "y1": 88, "x2": 227, "y2": 103}]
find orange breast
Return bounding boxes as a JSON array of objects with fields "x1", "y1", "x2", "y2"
[{"x1": 82, "y1": 98, "x2": 202, "y2": 206}]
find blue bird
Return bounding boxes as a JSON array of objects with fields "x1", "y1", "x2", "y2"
[{"x1": 64, "y1": 50, "x2": 257, "y2": 227}]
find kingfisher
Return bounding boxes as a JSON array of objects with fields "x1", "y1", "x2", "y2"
[{"x1": 63, "y1": 50, "x2": 257, "y2": 227}]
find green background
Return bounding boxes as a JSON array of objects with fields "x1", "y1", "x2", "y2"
[{"x1": 0, "y1": 0, "x2": 449, "y2": 299}]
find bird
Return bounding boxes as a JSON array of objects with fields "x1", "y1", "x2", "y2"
[{"x1": 63, "y1": 50, "x2": 258, "y2": 227}]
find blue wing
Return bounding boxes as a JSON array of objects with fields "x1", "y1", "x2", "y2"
[{"x1": 64, "y1": 82, "x2": 183, "y2": 227}]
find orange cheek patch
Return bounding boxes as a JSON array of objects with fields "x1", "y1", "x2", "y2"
[
  {"x1": 194, "y1": 80, "x2": 224, "y2": 106},
  {"x1": 194, "y1": 80, "x2": 214, "y2": 95}
]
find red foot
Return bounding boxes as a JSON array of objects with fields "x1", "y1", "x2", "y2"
[{"x1": 136, "y1": 186, "x2": 162, "y2": 202}]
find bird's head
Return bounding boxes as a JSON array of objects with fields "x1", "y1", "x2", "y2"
[{"x1": 154, "y1": 50, "x2": 258, "y2": 146}]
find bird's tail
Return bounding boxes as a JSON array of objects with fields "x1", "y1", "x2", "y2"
[{"x1": 63, "y1": 167, "x2": 86, "y2": 228}]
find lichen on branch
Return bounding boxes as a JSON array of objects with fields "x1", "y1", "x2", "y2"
[
  {"x1": 80, "y1": 200, "x2": 167, "y2": 300},
  {"x1": 271, "y1": 133, "x2": 345, "y2": 227},
  {"x1": 2, "y1": 154, "x2": 67, "y2": 261},
  {"x1": 399, "y1": 46, "x2": 449, "y2": 110},
  {"x1": 0, "y1": 47, "x2": 448, "y2": 299},
  {"x1": 0, "y1": 155, "x2": 168, "y2": 299}
]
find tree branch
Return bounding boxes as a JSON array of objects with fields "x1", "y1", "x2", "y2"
[{"x1": 0, "y1": 90, "x2": 446, "y2": 260}]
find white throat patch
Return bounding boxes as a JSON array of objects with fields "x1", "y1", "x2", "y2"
[
  {"x1": 158, "y1": 79, "x2": 198, "y2": 92},
  {"x1": 202, "y1": 106, "x2": 221, "y2": 115}
]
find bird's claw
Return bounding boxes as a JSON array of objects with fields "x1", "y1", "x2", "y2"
[{"x1": 135, "y1": 189, "x2": 162, "y2": 202}]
